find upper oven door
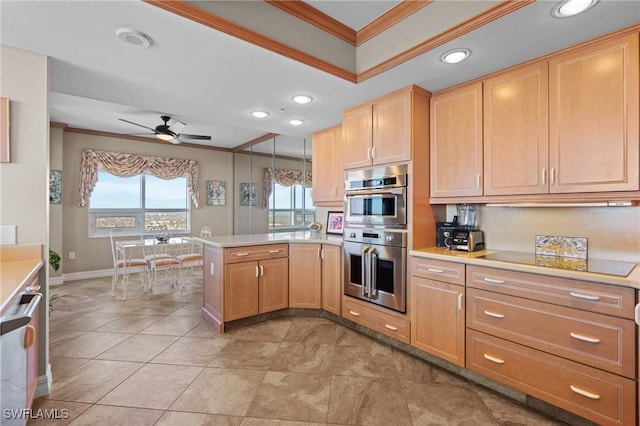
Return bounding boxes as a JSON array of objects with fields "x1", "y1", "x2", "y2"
[{"x1": 344, "y1": 188, "x2": 406, "y2": 227}]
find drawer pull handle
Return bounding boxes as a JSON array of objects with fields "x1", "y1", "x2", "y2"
[
  {"x1": 570, "y1": 332, "x2": 600, "y2": 344},
  {"x1": 483, "y1": 277, "x2": 505, "y2": 284},
  {"x1": 427, "y1": 268, "x2": 444, "y2": 273},
  {"x1": 569, "y1": 292, "x2": 600, "y2": 301},
  {"x1": 348, "y1": 310, "x2": 361, "y2": 317},
  {"x1": 483, "y1": 310, "x2": 505, "y2": 319},
  {"x1": 384, "y1": 324, "x2": 398, "y2": 331},
  {"x1": 269, "y1": 249, "x2": 280, "y2": 253},
  {"x1": 570, "y1": 385, "x2": 600, "y2": 400},
  {"x1": 483, "y1": 354, "x2": 505, "y2": 364},
  {"x1": 235, "y1": 252, "x2": 249, "y2": 257}
]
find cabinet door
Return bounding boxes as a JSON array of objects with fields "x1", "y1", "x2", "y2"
[
  {"x1": 343, "y1": 104, "x2": 373, "y2": 170},
  {"x1": 312, "y1": 125, "x2": 344, "y2": 205},
  {"x1": 372, "y1": 90, "x2": 411, "y2": 165},
  {"x1": 549, "y1": 33, "x2": 639, "y2": 193},
  {"x1": 430, "y1": 82, "x2": 483, "y2": 197},
  {"x1": 224, "y1": 261, "x2": 259, "y2": 321},
  {"x1": 288, "y1": 243, "x2": 321, "y2": 308},
  {"x1": 411, "y1": 277, "x2": 465, "y2": 366},
  {"x1": 484, "y1": 62, "x2": 549, "y2": 195},
  {"x1": 321, "y1": 244, "x2": 342, "y2": 315},
  {"x1": 259, "y1": 257, "x2": 289, "y2": 313}
]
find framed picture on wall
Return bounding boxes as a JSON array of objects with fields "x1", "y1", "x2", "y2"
[
  {"x1": 240, "y1": 182, "x2": 257, "y2": 206},
  {"x1": 50, "y1": 170, "x2": 62, "y2": 204},
  {"x1": 206, "y1": 180, "x2": 226, "y2": 206},
  {"x1": 326, "y1": 211, "x2": 344, "y2": 235}
]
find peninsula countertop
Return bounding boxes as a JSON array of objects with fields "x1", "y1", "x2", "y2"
[
  {"x1": 0, "y1": 244, "x2": 43, "y2": 316},
  {"x1": 194, "y1": 231, "x2": 344, "y2": 248},
  {"x1": 411, "y1": 247, "x2": 640, "y2": 289}
]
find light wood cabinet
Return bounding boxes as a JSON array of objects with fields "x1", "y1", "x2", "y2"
[
  {"x1": 342, "y1": 296, "x2": 410, "y2": 344},
  {"x1": 483, "y1": 62, "x2": 549, "y2": 195},
  {"x1": 549, "y1": 33, "x2": 639, "y2": 194},
  {"x1": 320, "y1": 244, "x2": 342, "y2": 315},
  {"x1": 289, "y1": 243, "x2": 322, "y2": 308},
  {"x1": 410, "y1": 257, "x2": 465, "y2": 366},
  {"x1": 312, "y1": 125, "x2": 344, "y2": 205},
  {"x1": 343, "y1": 86, "x2": 429, "y2": 170},
  {"x1": 430, "y1": 81, "x2": 483, "y2": 197}
]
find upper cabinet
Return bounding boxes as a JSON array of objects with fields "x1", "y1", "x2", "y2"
[
  {"x1": 343, "y1": 86, "x2": 429, "y2": 170},
  {"x1": 312, "y1": 125, "x2": 344, "y2": 206},
  {"x1": 430, "y1": 82, "x2": 483, "y2": 198},
  {"x1": 430, "y1": 31, "x2": 640, "y2": 203},
  {"x1": 548, "y1": 33, "x2": 639, "y2": 194},
  {"x1": 484, "y1": 62, "x2": 549, "y2": 195}
]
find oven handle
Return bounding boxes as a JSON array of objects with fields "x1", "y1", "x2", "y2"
[
  {"x1": 0, "y1": 293, "x2": 42, "y2": 336},
  {"x1": 362, "y1": 246, "x2": 371, "y2": 297},
  {"x1": 345, "y1": 187, "x2": 405, "y2": 197},
  {"x1": 370, "y1": 248, "x2": 378, "y2": 297}
]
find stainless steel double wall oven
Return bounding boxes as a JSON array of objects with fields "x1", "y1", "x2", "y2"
[{"x1": 343, "y1": 165, "x2": 408, "y2": 313}]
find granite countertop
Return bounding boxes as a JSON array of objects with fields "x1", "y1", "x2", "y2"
[
  {"x1": 194, "y1": 231, "x2": 344, "y2": 248},
  {"x1": 410, "y1": 247, "x2": 640, "y2": 289},
  {"x1": 0, "y1": 244, "x2": 43, "y2": 316}
]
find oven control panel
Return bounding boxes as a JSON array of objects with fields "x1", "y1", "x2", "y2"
[{"x1": 344, "y1": 228, "x2": 407, "y2": 248}]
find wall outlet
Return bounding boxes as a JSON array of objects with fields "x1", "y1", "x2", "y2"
[{"x1": 68, "y1": 251, "x2": 76, "y2": 260}]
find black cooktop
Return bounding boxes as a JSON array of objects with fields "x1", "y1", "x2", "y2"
[{"x1": 479, "y1": 251, "x2": 636, "y2": 277}]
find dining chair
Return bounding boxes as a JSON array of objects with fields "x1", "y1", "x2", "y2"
[
  {"x1": 176, "y1": 238, "x2": 204, "y2": 293},
  {"x1": 110, "y1": 232, "x2": 149, "y2": 300},
  {"x1": 143, "y1": 238, "x2": 180, "y2": 294}
]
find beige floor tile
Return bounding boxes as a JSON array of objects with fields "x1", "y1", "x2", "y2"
[
  {"x1": 95, "y1": 334, "x2": 179, "y2": 362},
  {"x1": 270, "y1": 342, "x2": 334, "y2": 374},
  {"x1": 94, "y1": 314, "x2": 165, "y2": 333},
  {"x1": 473, "y1": 385, "x2": 566, "y2": 425},
  {"x1": 326, "y1": 375, "x2": 372, "y2": 425},
  {"x1": 151, "y1": 336, "x2": 230, "y2": 366},
  {"x1": 156, "y1": 411, "x2": 243, "y2": 426},
  {"x1": 27, "y1": 399, "x2": 91, "y2": 425},
  {"x1": 138, "y1": 315, "x2": 203, "y2": 336},
  {"x1": 48, "y1": 329, "x2": 89, "y2": 350},
  {"x1": 170, "y1": 367, "x2": 266, "y2": 416},
  {"x1": 51, "y1": 312, "x2": 124, "y2": 332},
  {"x1": 185, "y1": 320, "x2": 222, "y2": 338},
  {"x1": 49, "y1": 332, "x2": 133, "y2": 358},
  {"x1": 46, "y1": 359, "x2": 144, "y2": 403},
  {"x1": 331, "y1": 341, "x2": 397, "y2": 378},
  {"x1": 98, "y1": 363, "x2": 203, "y2": 409},
  {"x1": 343, "y1": 379, "x2": 414, "y2": 426},
  {"x1": 241, "y1": 419, "x2": 326, "y2": 426},
  {"x1": 246, "y1": 371, "x2": 331, "y2": 423},
  {"x1": 282, "y1": 317, "x2": 337, "y2": 345},
  {"x1": 224, "y1": 318, "x2": 293, "y2": 342},
  {"x1": 168, "y1": 303, "x2": 204, "y2": 317},
  {"x1": 67, "y1": 404, "x2": 163, "y2": 426},
  {"x1": 207, "y1": 340, "x2": 280, "y2": 370}
]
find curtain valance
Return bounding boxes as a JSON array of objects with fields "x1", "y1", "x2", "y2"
[
  {"x1": 262, "y1": 167, "x2": 312, "y2": 208},
  {"x1": 78, "y1": 149, "x2": 200, "y2": 207}
]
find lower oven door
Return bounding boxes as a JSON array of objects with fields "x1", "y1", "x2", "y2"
[{"x1": 343, "y1": 241, "x2": 406, "y2": 313}]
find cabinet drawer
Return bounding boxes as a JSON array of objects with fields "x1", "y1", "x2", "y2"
[
  {"x1": 224, "y1": 244, "x2": 288, "y2": 264},
  {"x1": 467, "y1": 288, "x2": 636, "y2": 378},
  {"x1": 467, "y1": 330, "x2": 636, "y2": 426},
  {"x1": 342, "y1": 296, "x2": 410, "y2": 344},
  {"x1": 467, "y1": 265, "x2": 635, "y2": 318},
  {"x1": 410, "y1": 257, "x2": 465, "y2": 285}
]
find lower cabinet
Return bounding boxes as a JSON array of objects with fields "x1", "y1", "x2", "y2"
[
  {"x1": 321, "y1": 244, "x2": 342, "y2": 315},
  {"x1": 289, "y1": 243, "x2": 342, "y2": 313},
  {"x1": 342, "y1": 296, "x2": 410, "y2": 344},
  {"x1": 410, "y1": 257, "x2": 465, "y2": 366}
]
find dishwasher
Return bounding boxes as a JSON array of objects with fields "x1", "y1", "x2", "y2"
[{"x1": 1, "y1": 291, "x2": 41, "y2": 426}]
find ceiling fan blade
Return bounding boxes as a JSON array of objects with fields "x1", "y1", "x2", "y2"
[
  {"x1": 178, "y1": 133, "x2": 212, "y2": 141},
  {"x1": 169, "y1": 120, "x2": 186, "y2": 135},
  {"x1": 118, "y1": 118, "x2": 156, "y2": 132}
]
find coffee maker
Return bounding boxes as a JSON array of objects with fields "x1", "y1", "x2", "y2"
[{"x1": 450, "y1": 204, "x2": 484, "y2": 252}]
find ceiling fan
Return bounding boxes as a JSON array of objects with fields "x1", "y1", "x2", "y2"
[{"x1": 118, "y1": 115, "x2": 212, "y2": 144}]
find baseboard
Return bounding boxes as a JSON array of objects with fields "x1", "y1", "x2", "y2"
[
  {"x1": 51, "y1": 269, "x2": 113, "y2": 285},
  {"x1": 49, "y1": 276, "x2": 64, "y2": 286},
  {"x1": 34, "y1": 363, "x2": 52, "y2": 398}
]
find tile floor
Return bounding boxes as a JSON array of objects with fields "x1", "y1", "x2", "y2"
[{"x1": 32, "y1": 274, "x2": 571, "y2": 425}]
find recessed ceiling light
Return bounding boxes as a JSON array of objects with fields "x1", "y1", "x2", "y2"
[
  {"x1": 552, "y1": 0, "x2": 598, "y2": 17},
  {"x1": 292, "y1": 95, "x2": 313, "y2": 104},
  {"x1": 115, "y1": 28, "x2": 152, "y2": 48},
  {"x1": 289, "y1": 119, "x2": 304, "y2": 126},
  {"x1": 251, "y1": 111, "x2": 269, "y2": 118},
  {"x1": 440, "y1": 49, "x2": 471, "y2": 64}
]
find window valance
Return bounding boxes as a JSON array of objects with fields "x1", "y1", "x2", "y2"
[
  {"x1": 79, "y1": 149, "x2": 200, "y2": 207},
  {"x1": 262, "y1": 167, "x2": 312, "y2": 208}
]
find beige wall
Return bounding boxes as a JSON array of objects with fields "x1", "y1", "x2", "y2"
[
  {"x1": 444, "y1": 204, "x2": 640, "y2": 263},
  {"x1": 0, "y1": 44, "x2": 50, "y2": 391},
  {"x1": 49, "y1": 127, "x2": 63, "y2": 278},
  {"x1": 61, "y1": 132, "x2": 234, "y2": 273}
]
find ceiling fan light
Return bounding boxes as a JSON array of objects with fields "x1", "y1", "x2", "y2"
[
  {"x1": 292, "y1": 95, "x2": 313, "y2": 104},
  {"x1": 156, "y1": 133, "x2": 175, "y2": 141},
  {"x1": 552, "y1": 0, "x2": 598, "y2": 17},
  {"x1": 441, "y1": 49, "x2": 471, "y2": 64},
  {"x1": 251, "y1": 111, "x2": 269, "y2": 118},
  {"x1": 289, "y1": 119, "x2": 304, "y2": 126}
]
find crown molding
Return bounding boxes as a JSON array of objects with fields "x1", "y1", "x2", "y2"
[{"x1": 357, "y1": 0, "x2": 433, "y2": 46}]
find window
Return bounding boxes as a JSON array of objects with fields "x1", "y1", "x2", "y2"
[
  {"x1": 268, "y1": 183, "x2": 315, "y2": 231},
  {"x1": 89, "y1": 171, "x2": 190, "y2": 237}
]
